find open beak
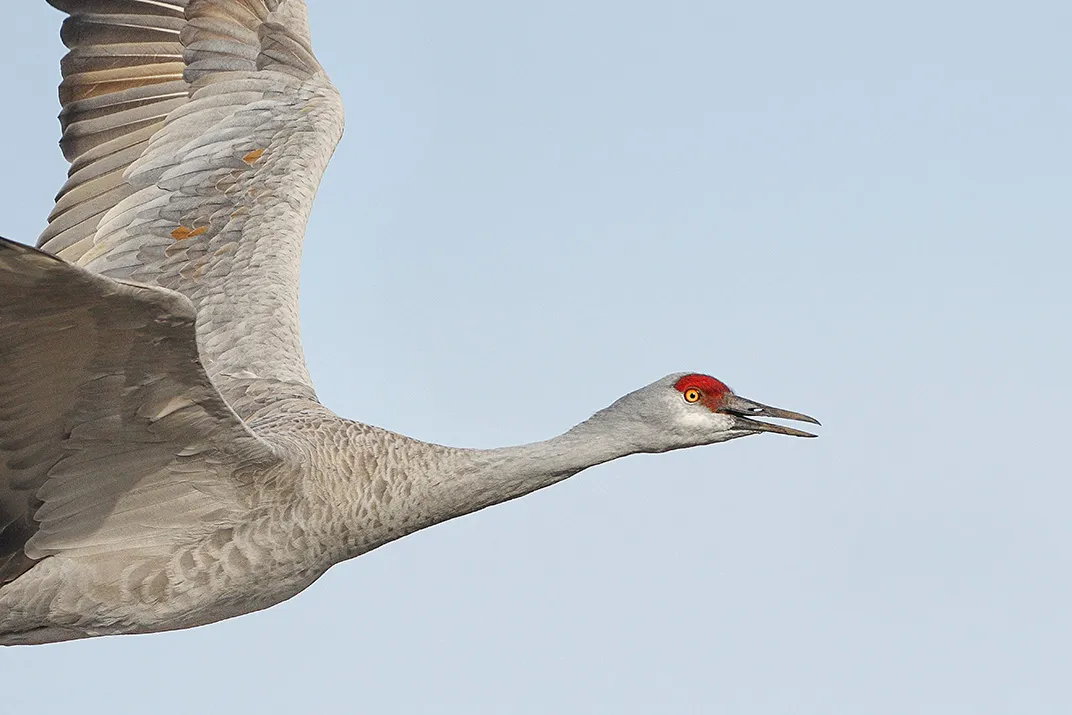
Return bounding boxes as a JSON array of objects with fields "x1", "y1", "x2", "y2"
[{"x1": 718, "y1": 393, "x2": 821, "y2": 438}]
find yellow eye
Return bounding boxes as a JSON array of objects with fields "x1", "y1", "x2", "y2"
[{"x1": 683, "y1": 388, "x2": 702, "y2": 403}]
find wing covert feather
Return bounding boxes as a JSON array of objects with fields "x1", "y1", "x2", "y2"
[{"x1": 0, "y1": 238, "x2": 281, "y2": 585}]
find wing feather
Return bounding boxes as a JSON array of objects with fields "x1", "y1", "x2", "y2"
[
  {"x1": 0, "y1": 238, "x2": 280, "y2": 584},
  {"x1": 39, "y1": 0, "x2": 341, "y2": 418}
]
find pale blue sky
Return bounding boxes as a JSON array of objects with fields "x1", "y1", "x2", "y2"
[{"x1": 2, "y1": 1, "x2": 1071, "y2": 712}]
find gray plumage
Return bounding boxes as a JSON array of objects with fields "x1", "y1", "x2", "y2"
[{"x1": 0, "y1": 0, "x2": 818, "y2": 645}]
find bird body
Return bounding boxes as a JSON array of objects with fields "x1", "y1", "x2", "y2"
[{"x1": 0, "y1": 0, "x2": 818, "y2": 645}]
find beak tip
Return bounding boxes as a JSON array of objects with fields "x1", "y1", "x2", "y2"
[{"x1": 783, "y1": 428, "x2": 819, "y2": 438}]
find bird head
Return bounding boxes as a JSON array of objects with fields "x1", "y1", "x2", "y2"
[{"x1": 591, "y1": 372, "x2": 820, "y2": 453}]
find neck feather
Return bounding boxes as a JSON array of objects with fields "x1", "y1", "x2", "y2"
[
  {"x1": 325, "y1": 408, "x2": 653, "y2": 560},
  {"x1": 427, "y1": 409, "x2": 649, "y2": 519}
]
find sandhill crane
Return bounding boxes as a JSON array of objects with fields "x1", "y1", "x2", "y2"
[{"x1": 0, "y1": 0, "x2": 819, "y2": 646}]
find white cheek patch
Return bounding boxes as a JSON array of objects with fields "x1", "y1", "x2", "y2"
[
  {"x1": 678, "y1": 411, "x2": 711, "y2": 430},
  {"x1": 678, "y1": 410, "x2": 736, "y2": 442}
]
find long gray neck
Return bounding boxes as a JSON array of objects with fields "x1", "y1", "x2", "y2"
[
  {"x1": 437, "y1": 411, "x2": 646, "y2": 516},
  {"x1": 328, "y1": 409, "x2": 650, "y2": 559}
]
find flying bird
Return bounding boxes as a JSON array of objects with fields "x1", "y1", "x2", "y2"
[{"x1": 0, "y1": 0, "x2": 819, "y2": 645}]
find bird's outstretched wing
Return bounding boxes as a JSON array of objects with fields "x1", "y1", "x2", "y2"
[
  {"x1": 38, "y1": 0, "x2": 344, "y2": 418},
  {"x1": 0, "y1": 238, "x2": 281, "y2": 586}
]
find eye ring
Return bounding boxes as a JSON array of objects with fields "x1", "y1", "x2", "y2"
[{"x1": 683, "y1": 388, "x2": 702, "y2": 404}]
